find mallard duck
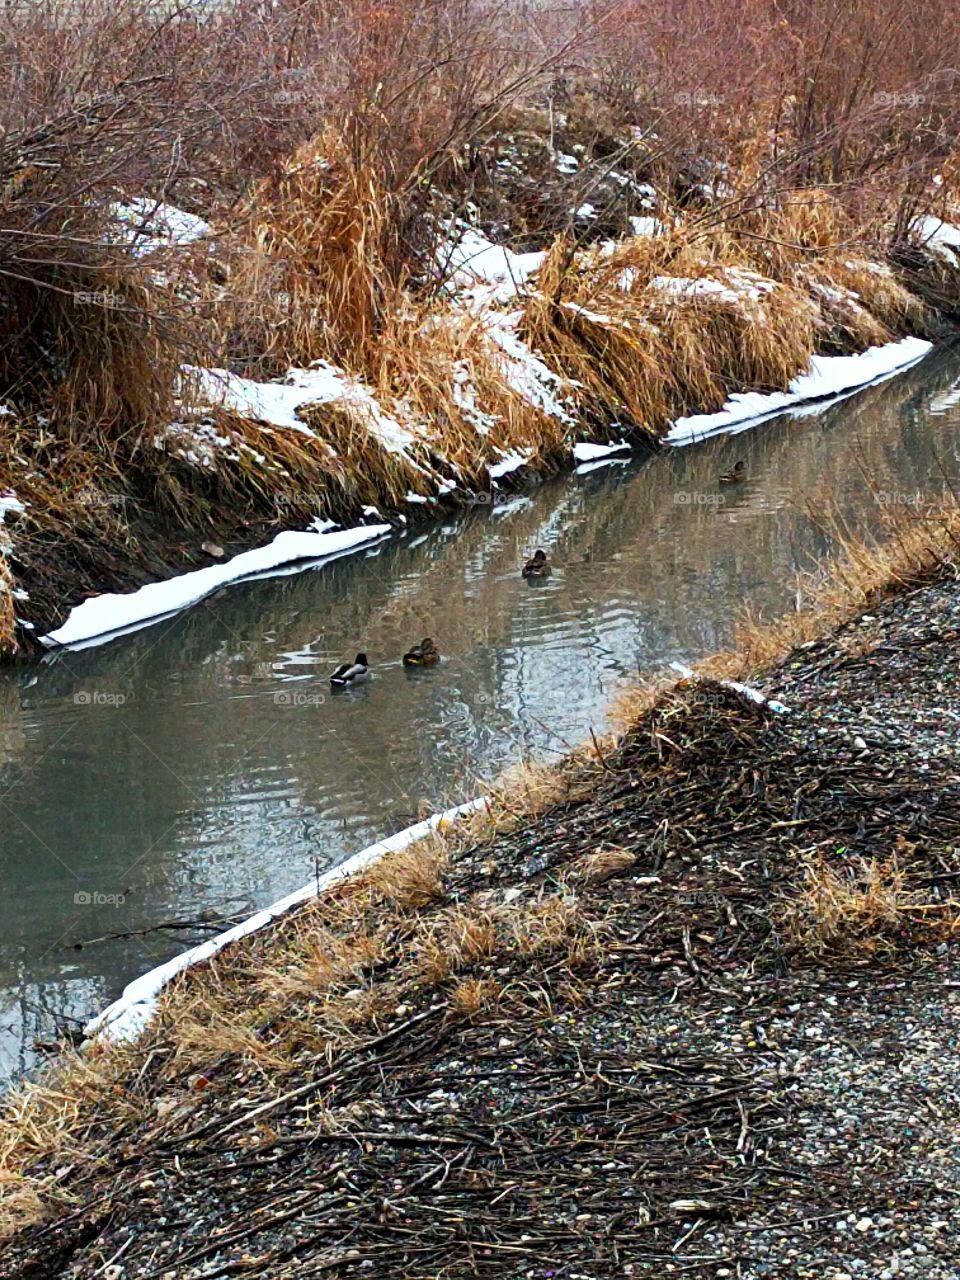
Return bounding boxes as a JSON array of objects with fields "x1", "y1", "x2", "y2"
[
  {"x1": 403, "y1": 637, "x2": 440, "y2": 667},
  {"x1": 330, "y1": 653, "x2": 369, "y2": 686},
  {"x1": 522, "y1": 548, "x2": 552, "y2": 578},
  {"x1": 719, "y1": 459, "x2": 746, "y2": 485}
]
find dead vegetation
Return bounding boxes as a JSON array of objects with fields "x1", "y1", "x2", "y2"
[
  {"x1": 779, "y1": 844, "x2": 960, "y2": 956},
  {"x1": 0, "y1": 1, "x2": 959, "y2": 648}
]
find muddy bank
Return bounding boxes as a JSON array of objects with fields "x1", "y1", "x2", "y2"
[{"x1": 3, "y1": 532, "x2": 960, "y2": 1274}]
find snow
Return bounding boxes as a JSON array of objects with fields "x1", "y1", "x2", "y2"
[
  {"x1": 488, "y1": 450, "x2": 531, "y2": 479},
  {"x1": 0, "y1": 493, "x2": 24, "y2": 522},
  {"x1": 40, "y1": 524, "x2": 391, "y2": 649},
  {"x1": 650, "y1": 270, "x2": 775, "y2": 307},
  {"x1": 560, "y1": 300, "x2": 616, "y2": 326},
  {"x1": 452, "y1": 363, "x2": 499, "y2": 435},
  {"x1": 629, "y1": 216, "x2": 667, "y2": 237},
  {"x1": 575, "y1": 203, "x2": 597, "y2": 219},
  {"x1": 188, "y1": 363, "x2": 417, "y2": 453},
  {"x1": 0, "y1": 492, "x2": 24, "y2": 596},
  {"x1": 155, "y1": 421, "x2": 241, "y2": 469},
  {"x1": 669, "y1": 662, "x2": 791, "y2": 715},
  {"x1": 667, "y1": 336, "x2": 932, "y2": 445},
  {"x1": 109, "y1": 198, "x2": 212, "y2": 257},
  {"x1": 481, "y1": 310, "x2": 574, "y2": 424},
  {"x1": 443, "y1": 226, "x2": 545, "y2": 301},
  {"x1": 85, "y1": 797, "x2": 487, "y2": 1042},
  {"x1": 572, "y1": 441, "x2": 631, "y2": 462},
  {"x1": 914, "y1": 215, "x2": 960, "y2": 263}
]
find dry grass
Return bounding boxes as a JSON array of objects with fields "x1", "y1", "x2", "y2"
[
  {"x1": 703, "y1": 495, "x2": 960, "y2": 683},
  {"x1": 0, "y1": 554, "x2": 15, "y2": 657},
  {"x1": 367, "y1": 838, "x2": 448, "y2": 909},
  {"x1": 210, "y1": 132, "x2": 408, "y2": 377},
  {"x1": 779, "y1": 843, "x2": 960, "y2": 956},
  {"x1": 574, "y1": 846, "x2": 637, "y2": 884},
  {"x1": 448, "y1": 976, "x2": 501, "y2": 1018}
]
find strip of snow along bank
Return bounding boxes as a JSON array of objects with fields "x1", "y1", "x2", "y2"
[
  {"x1": 666, "y1": 336, "x2": 932, "y2": 445},
  {"x1": 572, "y1": 441, "x2": 631, "y2": 462},
  {"x1": 669, "y1": 662, "x2": 791, "y2": 715},
  {"x1": 85, "y1": 797, "x2": 487, "y2": 1042},
  {"x1": 40, "y1": 523, "x2": 390, "y2": 649}
]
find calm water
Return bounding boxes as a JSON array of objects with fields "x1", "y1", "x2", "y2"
[{"x1": 2, "y1": 347, "x2": 959, "y2": 1078}]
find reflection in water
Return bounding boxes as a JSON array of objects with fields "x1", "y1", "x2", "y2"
[{"x1": 1, "y1": 346, "x2": 959, "y2": 1078}]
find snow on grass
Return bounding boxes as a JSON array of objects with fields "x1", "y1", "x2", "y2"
[
  {"x1": 650, "y1": 268, "x2": 776, "y2": 307},
  {"x1": 488, "y1": 449, "x2": 532, "y2": 479},
  {"x1": 188, "y1": 363, "x2": 417, "y2": 454},
  {"x1": 452, "y1": 363, "x2": 499, "y2": 435},
  {"x1": 0, "y1": 493, "x2": 24, "y2": 523},
  {"x1": 667, "y1": 336, "x2": 932, "y2": 445},
  {"x1": 913, "y1": 215, "x2": 960, "y2": 264},
  {"x1": 154, "y1": 421, "x2": 247, "y2": 470},
  {"x1": 481, "y1": 310, "x2": 574, "y2": 425},
  {"x1": 85, "y1": 797, "x2": 487, "y2": 1043},
  {"x1": 441, "y1": 224, "x2": 545, "y2": 304},
  {"x1": 629, "y1": 215, "x2": 668, "y2": 237},
  {"x1": 41, "y1": 524, "x2": 391, "y2": 650},
  {"x1": 109, "y1": 198, "x2": 212, "y2": 257}
]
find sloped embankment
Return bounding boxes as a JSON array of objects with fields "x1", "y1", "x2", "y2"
[
  {"x1": 0, "y1": 145, "x2": 953, "y2": 655},
  {"x1": 4, "y1": 556, "x2": 960, "y2": 1277}
]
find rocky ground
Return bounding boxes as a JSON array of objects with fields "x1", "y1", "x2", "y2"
[{"x1": 5, "y1": 567, "x2": 960, "y2": 1279}]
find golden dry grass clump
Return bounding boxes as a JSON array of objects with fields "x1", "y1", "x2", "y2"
[
  {"x1": 779, "y1": 844, "x2": 959, "y2": 956},
  {"x1": 0, "y1": 555, "x2": 15, "y2": 656},
  {"x1": 212, "y1": 129, "x2": 407, "y2": 377},
  {"x1": 516, "y1": 194, "x2": 914, "y2": 442}
]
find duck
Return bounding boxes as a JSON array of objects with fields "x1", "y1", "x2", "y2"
[
  {"x1": 330, "y1": 653, "x2": 369, "y2": 686},
  {"x1": 403, "y1": 637, "x2": 440, "y2": 667},
  {"x1": 522, "y1": 548, "x2": 552, "y2": 578},
  {"x1": 719, "y1": 459, "x2": 746, "y2": 485}
]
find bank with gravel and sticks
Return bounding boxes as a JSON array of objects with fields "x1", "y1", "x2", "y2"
[{"x1": 2, "y1": 498, "x2": 960, "y2": 1276}]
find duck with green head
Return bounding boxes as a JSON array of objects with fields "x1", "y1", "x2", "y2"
[{"x1": 330, "y1": 652, "x2": 369, "y2": 686}]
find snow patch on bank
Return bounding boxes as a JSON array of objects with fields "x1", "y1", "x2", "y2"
[
  {"x1": 572, "y1": 441, "x2": 631, "y2": 462},
  {"x1": 85, "y1": 797, "x2": 487, "y2": 1042},
  {"x1": 40, "y1": 523, "x2": 391, "y2": 649},
  {"x1": 188, "y1": 364, "x2": 417, "y2": 454},
  {"x1": 667, "y1": 336, "x2": 932, "y2": 445},
  {"x1": 481, "y1": 310, "x2": 574, "y2": 424},
  {"x1": 488, "y1": 449, "x2": 532, "y2": 479},
  {"x1": 442, "y1": 225, "x2": 545, "y2": 304},
  {"x1": 0, "y1": 493, "x2": 24, "y2": 523},
  {"x1": 110, "y1": 199, "x2": 212, "y2": 257},
  {"x1": 914, "y1": 215, "x2": 960, "y2": 264},
  {"x1": 669, "y1": 662, "x2": 791, "y2": 716}
]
